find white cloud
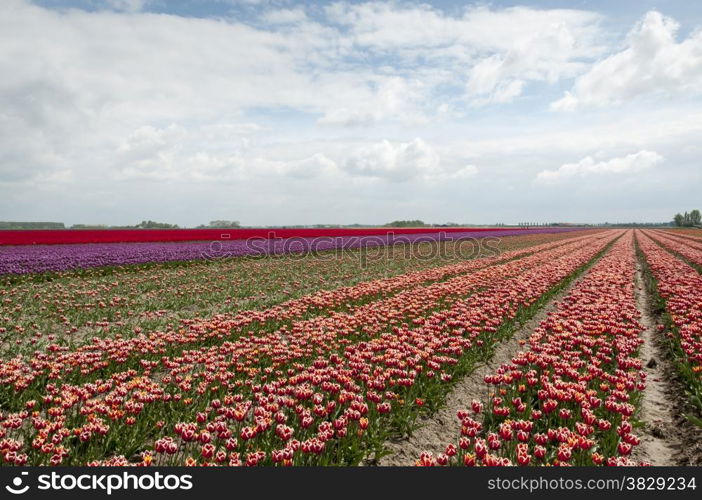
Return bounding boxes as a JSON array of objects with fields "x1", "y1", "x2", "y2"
[
  {"x1": 552, "y1": 11, "x2": 702, "y2": 110},
  {"x1": 112, "y1": 122, "x2": 339, "y2": 182},
  {"x1": 448, "y1": 165, "x2": 479, "y2": 179},
  {"x1": 427, "y1": 164, "x2": 479, "y2": 183},
  {"x1": 261, "y1": 7, "x2": 307, "y2": 25},
  {"x1": 118, "y1": 125, "x2": 186, "y2": 156},
  {"x1": 106, "y1": 0, "x2": 149, "y2": 13},
  {"x1": 326, "y1": 3, "x2": 605, "y2": 104},
  {"x1": 317, "y1": 76, "x2": 427, "y2": 126},
  {"x1": 326, "y1": 3, "x2": 602, "y2": 54},
  {"x1": 343, "y1": 138, "x2": 440, "y2": 182},
  {"x1": 265, "y1": 153, "x2": 339, "y2": 179},
  {"x1": 536, "y1": 150, "x2": 664, "y2": 184}
]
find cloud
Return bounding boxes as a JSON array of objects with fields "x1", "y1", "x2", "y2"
[
  {"x1": 326, "y1": 3, "x2": 605, "y2": 104},
  {"x1": 261, "y1": 7, "x2": 307, "y2": 25},
  {"x1": 447, "y1": 165, "x2": 479, "y2": 179},
  {"x1": 338, "y1": 139, "x2": 477, "y2": 183},
  {"x1": 112, "y1": 122, "x2": 338, "y2": 182},
  {"x1": 118, "y1": 125, "x2": 186, "y2": 157},
  {"x1": 326, "y1": 3, "x2": 602, "y2": 54},
  {"x1": 317, "y1": 76, "x2": 427, "y2": 126},
  {"x1": 552, "y1": 11, "x2": 702, "y2": 110},
  {"x1": 427, "y1": 164, "x2": 479, "y2": 183},
  {"x1": 535, "y1": 150, "x2": 664, "y2": 184},
  {"x1": 343, "y1": 138, "x2": 440, "y2": 182},
  {"x1": 264, "y1": 153, "x2": 339, "y2": 179},
  {"x1": 106, "y1": 0, "x2": 149, "y2": 13}
]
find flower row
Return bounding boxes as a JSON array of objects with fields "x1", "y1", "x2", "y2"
[
  {"x1": 648, "y1": 230, "x2": 702, "y2": 269},
  {"x1": 418, "y1": 232, "x2": 649, "y2": 466},
  {"x1": 638, "y1": 231, "x2": 702, "y2": 403}
]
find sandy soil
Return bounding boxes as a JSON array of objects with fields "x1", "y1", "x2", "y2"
[
  {"x1": 631, "y1": 264, "x2": 680, "y2": 465},
  {"x1": 377, "y1": 276, "x2": 581, "y2": 466}
]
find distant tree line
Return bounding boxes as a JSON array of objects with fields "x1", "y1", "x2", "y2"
[
  {"x1": 70, "y1": 224, "x2": 111, "y2": 229},
  {"x1": 673, "y1": 210, "x2": 701, "y2": 227},
  {"x1": 135, "y1": 220, "x2": 179, "y2": 229},
  {"x1": 384, "y1": 220, "x2": 428, "y2": 227},
  {"x1": 0, "y1": 221, "x2": 65, "y2": 229},
  {"x1": 69, "y1": 220, "x2": 179, "y2": 229},
  {"x1": 195, "y1": 220, "x2": 240, "y2": 229}
]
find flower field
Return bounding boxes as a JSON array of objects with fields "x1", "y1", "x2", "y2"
[
  {"x1": 0, "y1": 227, "x2": 532, "y2": 246},
  {"x1": 647, "y1": 230, "x2": 702, "y2": 270},
  {"x1": 1, "y1": 228, "x2": 701, "y2": 467},
  {"x1": 0, "y1": 227, "x2": 580, "y2": 275}
]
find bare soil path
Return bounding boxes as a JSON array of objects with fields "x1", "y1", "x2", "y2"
[{"x1": 631, "y1": 263, "x2": 680, "y2": 465}]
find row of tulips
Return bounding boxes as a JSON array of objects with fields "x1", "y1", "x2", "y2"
[
  {"x1": 647, "y1": 230, "x2": 702, "y2": 269},
  {"x1": 417, "y1": 232, "x2": 649, "y2": 466},
  {"x1": 637, "y1": 231, "x2": 702, "y2": 424},
  {"x1": 661, "y1": 229, "x2": 702, "y2": 243},
  {"x1": 0, "y1": 232, "x2": 607, "y2": 395},
  {"x1": 0, "y1": 232, "x2": 620, "y2": 465}
]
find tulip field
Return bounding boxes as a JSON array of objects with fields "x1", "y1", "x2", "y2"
[{"x1": 0, "y1": 228, "x2": 701, "y2": 466}]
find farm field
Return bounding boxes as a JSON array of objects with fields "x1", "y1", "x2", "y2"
[
  {"x1": 0, "y1": 227, "x2": 579, "y2": 275},
  {"x1": 0, "y1": 228, "x2": 701, "y2": 467}
]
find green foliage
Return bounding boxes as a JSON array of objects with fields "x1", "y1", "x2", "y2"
[
  {"x1": 383, "y1": 220, "x2": 428, "y2": 228},
  {"x1": 136, "y1": 220, "x2": 179, "y2": 229},
  {"x1": 70, "y1": 224, "x2": 109, "y2": 229},
  {"x1": 196, "y1": 220, "x2": 240, "y2": 229},
  {"x1": 0, "y1": 221, "x2": 65, "y2": 229},
  {"x1": 673, "y1": 209, "x2": 701, "y2": 227}
]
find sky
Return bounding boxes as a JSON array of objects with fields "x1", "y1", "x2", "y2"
[{"x1": 1, "y1": 0, "x2": 701, "y2": 226}]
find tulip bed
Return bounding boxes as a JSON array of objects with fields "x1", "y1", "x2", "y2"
[
  {"x1": 0, "y1": 227, "x2": 541, "y2": 246},
  {"x1": 662, "y1": 229, "x2": 702, "y2": 243},
  {"x1": 647, "y1": 230, "x2": 702, "y2": 271},
  {"x1": 0, "y1": 228, "x2": 581, "y2": 275},
  {"x1": 637, "y1": 231, "x2": 702, "y2": 425},
  {"x1": 1, "y1": 231, "x2": 598, "y2": 360},
  {"x1": 0, "y1": 229, "x2": 618, "y2": 466},
  {"x1": 0, "y1": 231, "x2": 602, "y2": 390},
  {"x1": 418, "y1": 232, "x2": 650, "y2": 466}
]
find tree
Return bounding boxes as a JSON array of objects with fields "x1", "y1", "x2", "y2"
[
  {"x1": 673, "y1": 210, "x2": 700, "y2": 227},
  {"x1": 0, "y1": 221, "x2": 65, "y2": 229},
  {"x1": 137, "y1": 220, "x2": 179, "y2": 229},
  {"x1": 384, "y1": 220, "x2": 427, "y2": 228},
  {"x1": 208, "y1": 220, "x2": 240, "y2": 228},
  {"x1": 196, "y1": 220, "x2": 241, "y2": 228}
]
